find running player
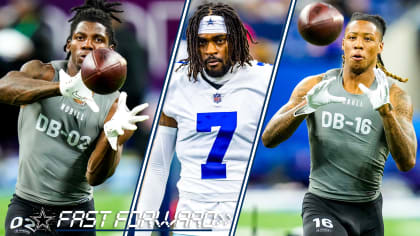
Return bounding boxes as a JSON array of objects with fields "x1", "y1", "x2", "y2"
[
  {"x1": 262, "y1": 13, "x2": 417, "y2": 236},
  {"x1": 2, "y1": 0, "x2": 148, "y2": 235},
  {"x1": 136, "y1": 3, "x2": 272, "y2": 236}
]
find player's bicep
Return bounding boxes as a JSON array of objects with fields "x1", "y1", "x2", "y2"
[
  {"x1": 279, "y1": 74, "x2": 324, "y2": 114},
  {"x1": 390, "y1": 84, "x2": 416, "y2": 141},
  {"x1": 160, "y1": 112, "x2": 177, "y2": 128},
  {"x1": 390, "y1": 84, "x2": 413, "y2": 120},
  {"x1": 20, "y1": 60, "x2": 55, "y2": 81}
]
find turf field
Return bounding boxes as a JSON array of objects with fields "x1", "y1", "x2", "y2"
[{"x1": 237, "y1": 211, "x2": 420, "y2": 236}]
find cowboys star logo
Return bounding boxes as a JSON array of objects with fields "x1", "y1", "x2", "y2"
[
  {"x1": 207, "y1": 18, "x2": 214, "y2": 25},
  {"x1": 30, "y1": 208, "x2": 54, "y2": 231}
]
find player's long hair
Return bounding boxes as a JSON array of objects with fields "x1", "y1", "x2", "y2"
[
  {"x1": 63, "y1": 0, "x2": 123, "y2": 59},
  {"x1": 343, "y1": 12, "x2": 407, "y2": 82},
  {"x1": 178, "y1": 2, "x2": 254, "y2": 81}
]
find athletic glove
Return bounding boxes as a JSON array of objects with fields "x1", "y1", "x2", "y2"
[
  {"x1": 295, "y1": 78, "x2": 346, "y2": 116},
  {"x1": 104, "y1": 92, "x2": 149, "y2": 151},
  {"x1": 59, "y1": 69, "x2": 99, "y2": 112},
  {"x1": 358, "y1": 68, "x2": 392, "y2": 110}
]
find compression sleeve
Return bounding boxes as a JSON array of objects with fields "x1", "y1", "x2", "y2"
[{"x1": 135, "y1": 125, "x2": 177, "y2": 235}]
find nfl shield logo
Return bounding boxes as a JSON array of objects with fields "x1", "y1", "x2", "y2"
[{"x1": 213, "y1": 93, "x2": 222, "y2": 103}]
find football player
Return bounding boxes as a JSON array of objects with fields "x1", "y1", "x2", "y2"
[
  {"x1": 263, "y1": 12, "x2": 417, "y2": 236},
  {"x1": 2, "y1": 0, "x2": 148, "y2": 235},
  {"x1": 136, "y1": 3, "x2": 273, "y2": 236}
]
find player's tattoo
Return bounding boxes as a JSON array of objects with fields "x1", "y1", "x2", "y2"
[
  {"x1": 393, "y1": 86, "x2": 413, "y2": 120},
  {"x1": 381, "y1": 84, "x2": 417, "y2": 171},
  {"x1": 392, "y1": 86, "x2": 416, "y2": 141}
]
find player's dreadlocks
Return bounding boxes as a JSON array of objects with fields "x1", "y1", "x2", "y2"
[
  {"x1": 179, "y1": 2, "x2": 254, "y2": 80},
  {"x1": 344, "y1": 12, "x2": 408, "y2": 82},
  {"x1": 63, "y1": 0, "x2": 123, "y2": 59}
]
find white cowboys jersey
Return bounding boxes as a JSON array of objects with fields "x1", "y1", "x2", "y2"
[{"x1": 163, "y1": 61, "x2": 272, "y2": 202}]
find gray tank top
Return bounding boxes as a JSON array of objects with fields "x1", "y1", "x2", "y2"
[
  {"x1": 307, "y1": 68, "x2": 391, "y2": 202},
  {"x1": 16, "y1": 60, "x2": 119, "y2": 205}
]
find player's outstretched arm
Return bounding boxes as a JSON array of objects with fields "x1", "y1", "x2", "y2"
[
  {"x1": 135, "y1": 113, "x2": 177, "y2": 236},
  {"x1": 379, "y1": 84, "x2": 417, "y2": 172},
  {"x1": 0, "y1": 60, "x2": 60, "y2": 105},
  {"x1": 262, "y1": 75, "x2": 323, "y2": 148},
  {"x1": 85, "y1": 99, "x2": 123, "y2": 186},
  {"x1": 86, "y1": 93, "x2": 149, "y2": 186}
]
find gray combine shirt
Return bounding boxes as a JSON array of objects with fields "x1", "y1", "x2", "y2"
[
  {"x1": 16, "y1": 60, "x2": 119, "y2": 205},
  {"x1": 307, "y1": 68, "x2": 391, "y2": 202}
]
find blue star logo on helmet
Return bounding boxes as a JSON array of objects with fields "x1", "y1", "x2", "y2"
[{"x1": 207, "y1": 18, "x2": 214, "y2": 25}]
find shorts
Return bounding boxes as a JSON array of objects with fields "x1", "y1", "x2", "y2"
[
  {"x1": 302, "y1": 192, "x2": 383, "y2": 236},
  {"x1": 172, "y1": 198, "x2": 236, "y2": 236},
  {"x1": 5, "y1": 194, "x2": 96, "y2": 236}
]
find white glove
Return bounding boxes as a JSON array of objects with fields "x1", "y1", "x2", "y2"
[
  {"x1": 295, "y1": 78, "x2": 346, "y2": 116},
  {"x1": 358, "y1": 68, "x2": 391, "y2": 110},
  {"x1": 59, "y1": 69, "x2": 99, "y2": 112},
  {"x1": 104, "y1": 92, "x2": 149, "y2": 150}
]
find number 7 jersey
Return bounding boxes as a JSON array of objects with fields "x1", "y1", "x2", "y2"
[{"x1": 163, "y1": 61, "x2": 272, "y2": 202}]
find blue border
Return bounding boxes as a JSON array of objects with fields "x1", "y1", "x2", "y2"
[
  {"x1": 123, "y1": 0, "x2": 192, "y2": 235},
  {"x1": 229, "y1": 0, "x2": 298, "y2": 235}
]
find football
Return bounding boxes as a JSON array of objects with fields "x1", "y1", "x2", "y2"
[
  {"x1": 81, "y1": 48, "x2": 127, "y2": 94},
  {"x1": 297, "y1": 2, "x2": 344, "y2": 46}
]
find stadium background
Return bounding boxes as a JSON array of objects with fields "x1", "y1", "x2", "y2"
[{"x1": 0, "y1": 0, "x2": 418, "y2": 236}]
